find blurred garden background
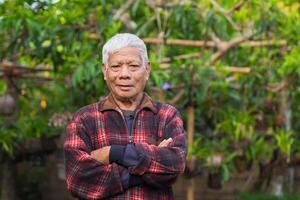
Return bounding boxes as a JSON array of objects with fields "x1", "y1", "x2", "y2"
[{"x1": 1, "y1": 0, "x2": 300, "y2": 199}]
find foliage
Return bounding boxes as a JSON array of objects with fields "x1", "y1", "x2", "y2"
[
  {"x1": 1, "y1": 1, "x2": 300, "y2": 194},
  {"x1": 0, "y1": 79, "x2": 7, "y2": 94},
  {"x1": 246, "y1": 136, "x2": 274, "y2": 164},
  {"x1": 274, "y1": 129, "x2": 294, "y2": 162},
  {"x1": 0, "y1": 121, "x2": 18, "y2": 156},
  {"x1": 216, "y1": 111, "x2": 255, "y2": 143},
  {"x1": 190, "y1": 135, "x2": 236, "y2": 183}
]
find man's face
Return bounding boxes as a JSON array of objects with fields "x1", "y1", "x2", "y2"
[{"x1": 102, "y1": 47, "x2": 150, "y2": 101}]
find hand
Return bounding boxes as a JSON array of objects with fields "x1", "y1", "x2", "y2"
[
  {"x1": 158, "y1": 138, "x2": 173, "y2": 147},
  {"x1": 91, "y1": 146, "x2": 111, "y2": 164}
]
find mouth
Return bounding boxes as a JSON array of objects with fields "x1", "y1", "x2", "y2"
[{"x1": 117, "y1": 84, "x2": 133, "y2": 91}]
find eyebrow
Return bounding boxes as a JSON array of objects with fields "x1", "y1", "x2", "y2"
[{"x1": 110, "y1": 60, "x2": 141, "y2": 65}]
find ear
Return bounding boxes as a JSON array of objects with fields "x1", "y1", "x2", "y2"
[
  {"x1": 145, "y1": 62, "x2": 151, "y2": 80},
  {"x1": 101, "y1": 63, "x2": 107, "y2": 80}
]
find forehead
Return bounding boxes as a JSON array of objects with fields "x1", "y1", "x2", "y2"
[{"x1": 108, "y1": 47, "x2": 142, "y2": 64}]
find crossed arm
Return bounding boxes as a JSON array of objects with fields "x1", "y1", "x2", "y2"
[
  {"x1": 90, "y1": 138, "x2": 174, "y2": 189},
  {"x1": 90, "y1": 138, "x2": 173, "y2": 164},
  {"x1": 64, "y1": 110, "x2": 186, "y2": 199}
]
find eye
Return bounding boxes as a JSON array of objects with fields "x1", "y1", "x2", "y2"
[
  {"x1": 110, "y1": 65, "x2": 121, "y2": 71},
  {"x1": 129, "y1": 65, "x2": 140, "y2": 71}
]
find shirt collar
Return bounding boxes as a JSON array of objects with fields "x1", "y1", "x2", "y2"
[{"x1": 98, "y1": 92, "x2": 158, "y2": 114}]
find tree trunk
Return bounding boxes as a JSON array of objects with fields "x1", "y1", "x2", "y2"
[{"x1": 279, "y1": 87, "x2": 291, "y2": 131}]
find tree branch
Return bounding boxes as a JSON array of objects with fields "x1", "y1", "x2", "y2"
[
  {"x1": 142, "y1": 38, "x2": 287, "y2": 47},
  {"x1": 170, "y1": 89, "x2": 185, "y2": 105},
  {"x1": 210, "y1": 0, "x2": 241, "y2": 31},
  {"x1": 228, "y1": 0, "x2": 246, "y2": 14},
  {"x1": 113, "y1": 0, "x2": 135, "y2": 20},
  {"x1": 209, "y1": 29, "x2": 256, "y2": 64},
  {"x1": 162, "y1": 52, "x2": 203, "y2": 62},
  {"x1": 0, "y1": 62, "x2": 52, "y2": 77},
  {"x1": 113, "y1": 0, "x2": 136, "y2": 31}
]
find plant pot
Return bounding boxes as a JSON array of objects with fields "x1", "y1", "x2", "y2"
[
  {"x1": 207, "y1": 171, "x2": 222, "y2": 190},
  {"x1": 0, "y1": 93, "x2": 16, "y2": 116},
  {"x1": 184, "y1": 156, "x2": 201, "y2": 177},
  {"x1": 234, "y1": 155, "x2": 252, "y2": 173}
]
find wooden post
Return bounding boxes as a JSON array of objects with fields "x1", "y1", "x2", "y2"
[
  {"x1": 185, "y1": 65, "x2": 197, "y2": 174},
  {"x1": 187, "y1": 105, "x2": 195, "y2": 148},
  {"x1": 185, "y1": 104, "x2": 197, "y2": 174},
  {"x1": 187, "y1": 178, "x2": 195, "y2": 200}
]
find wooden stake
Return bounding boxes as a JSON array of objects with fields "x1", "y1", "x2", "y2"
[
  {"x1": 225, "y1": 66, "x2": 251, "y2": 73},
  {"x1": 187, "y1": 178, "x2": 195, "y2": 200},
  {"x1": 187, "y1": 105, "x2": 195, "y2": 149}
]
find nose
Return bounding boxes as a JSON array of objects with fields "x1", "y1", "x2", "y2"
[{"x1": 119, "y1": 65, "x2": 131, "y2": 78}]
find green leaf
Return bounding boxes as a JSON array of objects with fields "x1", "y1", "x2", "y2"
[
  {"x1": 0, "y1": 80, "x2": 7, "y2": 94},
  {"x1": 42, "y1": 40, "x2": 52, "y2": 48},
  {"x1": 221, "y1": 165, "x2": 230, "y2": 183}
]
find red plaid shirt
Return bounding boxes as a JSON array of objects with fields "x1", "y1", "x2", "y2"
[{"x1": 64, "y1": 93, "x2": 187, "y2": 199}]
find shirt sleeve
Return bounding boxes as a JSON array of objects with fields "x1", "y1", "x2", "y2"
[
  {"x1": 121, "y1": 169, "x2": 144, "y2": 190},
  {"x1": 128, "y1": 108, "x2": 187, "y2": 187},
  {"x1": 64, "y1": 118, "x2": 125, "y2": 199}
]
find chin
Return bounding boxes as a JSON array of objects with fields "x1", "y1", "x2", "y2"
[
  {"x1": 113, "y1": 90, "x2": 142, "y2": 101},
  {"x1": 116, "y1": 94, "x2": 135, "y2": 101}
]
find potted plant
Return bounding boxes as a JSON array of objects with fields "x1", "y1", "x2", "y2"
[
  {"x1": 274, "y1": 129, "x2": 294, "y2": 164},
  {"x1": 195, "y1": 137, "x2": 236, "y2": 189},
  {"x1": 246, "y1": 135, "x2": 274, "y2": 166},
  {"x1": 267, "y1": 129, "x2": 295, "y2": 196},
  {"x1": 216, "y1": 111, "x2": 256, "y2": 173}
]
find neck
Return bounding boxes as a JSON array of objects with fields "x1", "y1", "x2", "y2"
[{"x1": 112, "y1": 93, "x2": 144, "y2": 111}]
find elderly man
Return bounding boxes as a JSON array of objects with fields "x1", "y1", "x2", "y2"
[{"x1": 64, "y1": 33, "x2": 187, "y2": 199}]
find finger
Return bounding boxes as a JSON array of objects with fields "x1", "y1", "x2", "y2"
[
  {"x1": 158, "y1": 139, "x2": 167, "y2": 147},
  {"x1": 165, "y1": 138, "x2": 173, "y2": 146},
  {"x1": 159, "y1": 138, "x2": 173, "y2": 147}
]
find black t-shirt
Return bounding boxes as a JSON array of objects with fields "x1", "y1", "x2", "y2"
[{"x1": 122, "y1": 110, "x2": 135, "y2": 134}]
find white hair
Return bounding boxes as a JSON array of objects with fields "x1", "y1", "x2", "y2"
[{"x1": 102, "y1": 33, "x2": 149, "y2": 68}]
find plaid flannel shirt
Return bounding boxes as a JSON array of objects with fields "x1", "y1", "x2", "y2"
[{"x1": 64, "y1": 93, "x2": 187, "y2": 199}]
